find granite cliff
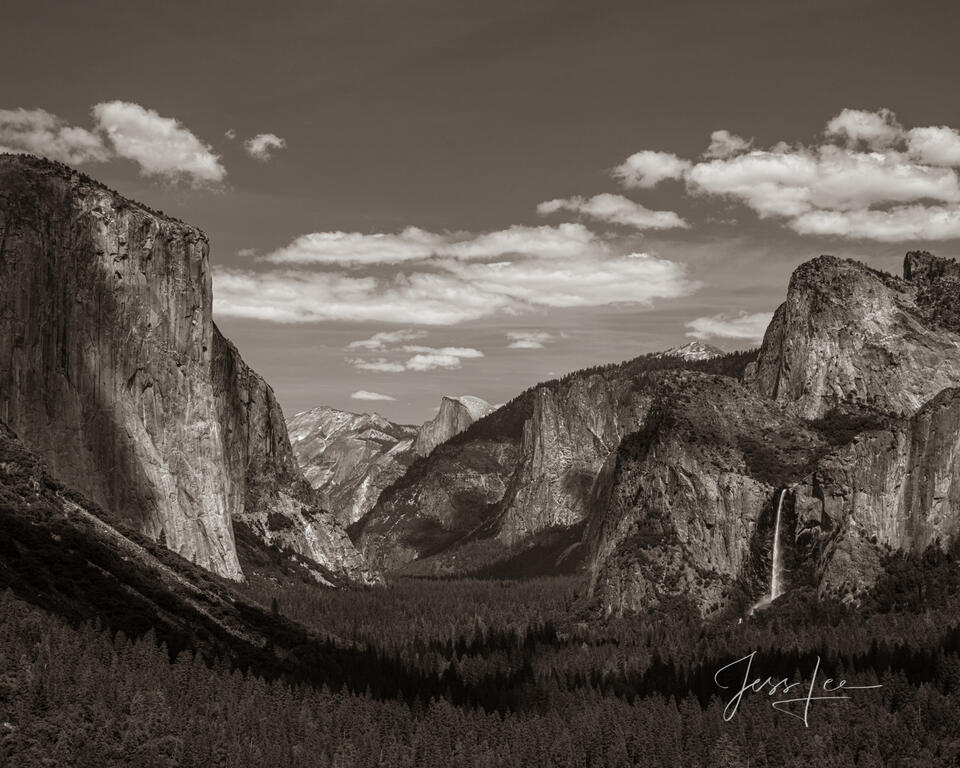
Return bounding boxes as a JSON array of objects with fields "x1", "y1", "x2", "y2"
[
  {"x1": 352, "y1": 352, "x2": 755, "y2": 575},
  {"x1": 287, "y1": 406, "x2": 418, "y2": 526},
  {"x1": 412, "y1": 395, "x2": 495, "y2": 457},
  {"x1": 746, "y1": 252, "x2": 960, "y2": 418},
  {"x1": 587, "y1": 252, "x2": 960, "y2": 616},
  {"x1": 0, "y1": 155, "x2": 372, "y2": 584}
]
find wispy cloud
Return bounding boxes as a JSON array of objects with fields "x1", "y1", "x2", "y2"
[
  {"x1": 685, "y1": 311, "x2": 773, "y2": 341},
  {"x1": 244, "y1": 133, "x2": 286, "y2": 161},
  {"x1": 537, "y1": 193, "x2": 687, "y2": 230},
  {"x1": 347, "y1": 330, "x2": 428, "y2": 351},
  {"x1": 214, "y1": 249, "x2": 697, "y2": 324},
  {"x1": 350, "y1": 390, "x2": 396, "y2": 401},
  {"x1": 347, "y1": 343, "x2": 484, "y2": 373},
  {"x1": 506, "y1": 330, "x2": 555, "y2": 349},
  {"x1": 260, "y1": 223, "x2": 601, "y2": 266},
  {"x1": 0, "y1": 108, "x2": 109, "y2": 164}
]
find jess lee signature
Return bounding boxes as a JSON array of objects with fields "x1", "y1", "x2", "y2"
[{"x1": 714, "y1": 651, "x2": 882, "y2": 727}]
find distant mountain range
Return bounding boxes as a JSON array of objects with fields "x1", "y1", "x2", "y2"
[{"x1": 287, "y1": 395, "x2": 495, "y2": 526}]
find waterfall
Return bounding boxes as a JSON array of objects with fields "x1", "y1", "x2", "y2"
[{"x1": 770, "y1": 488, "x2": 787, "y2": 600}]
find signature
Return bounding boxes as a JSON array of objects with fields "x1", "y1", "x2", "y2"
[{"x1": 714, "y1": 651, "x2": 882, "y2": 727}]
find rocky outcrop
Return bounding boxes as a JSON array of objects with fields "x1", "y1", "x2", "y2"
[
  {"x1": 588, "y1": 253, "x2": 960, "y2": 616},
  {"x1": 792, "y1": 388, "x2": 960, "y2": 599},
  {"x1": 746, "y1": 254, "x2": 960, "y2": 418},
  {"x1": 287, "y1": 406, "x2": 418, "y2": 526},
  {"x1": 412, "y1": 396, "x2": 495, "y2": 458},
  {"x1": 211, "y1": 330, "x2": 378, "y2": 584},
  {"x1": 0, "y1": 155, "x2": 372, "y2": 584},
  {"x1": 353, "y1": 353, "x2": 741, "y2": 574},
  {"x1": 585, "y1": 372, "x2": 831, "y2": 616}
]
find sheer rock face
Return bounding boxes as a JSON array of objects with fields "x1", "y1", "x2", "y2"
[
  {"x1": 588, "y1": 254, "x2": 960, "y2": 616},
  {"x1": 412, "y1": 396, "x2": 494, "y2": 458},
  {"x1": 211, "y1": 331, "x2": 379, "y2": 584},
  {"x1": 793, "y1": 387, "x2": 960, "y2": 598},
  {"x1": 287, "y1": 406, "x2": 418, "y2": 526},
  {"x1": 745, "y1": 253, "x2": 960, "y2": 419},
  {"x1": 355, "y1": 372, "x2": 650, "y2": 573},
  {"x1": 585, "y1": 372, "x2": 826, "y2": 616},
  {"x1": 0, "y1": 155, "x2": 372, "y2": 583}
]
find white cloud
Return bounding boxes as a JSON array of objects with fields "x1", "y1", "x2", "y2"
[
  {"x1": 825, "y1": 108, "x2": 902, "y2": 149},
  {"x1": 347, "y1": 329, "x2": 428, "y2": 351},
  {"x1": 0, "y1": 108, "x2": 109, "y2": 164},
  {"x1": 347, "y1": 357, "x2": 407, "y2": 373},
  {"x1": 604, "y1": 108, "x2": 960, "y2": 241},
  {"x1": 687, "y1": 145, "x2": 960, "y2": 218},
  {"x1": 704, "y1": 130, "x2": 752, "y2": 159},
  {"x1": 262, "y1": 223, "x2": 600, "y2": 266},
  {"x1": 404, "y1": 351, "x2": 479, "y2": 371},
  {"x1": 224, "y1": 128, "x2": 237, "y2": 141},
  {"x1": 350, "y1": 390, "x2": 396, "y2": 401},
  {"x1": 348, "y1": 344, "x2": 483, "y2": 373},
  {"x1": 214, "y1": 249, "x2": 697, "y2": 325},
  {"x1": 612, "y1": 150, "x2": 691, "y2": 188},
  {"x1": 790, "y1": 205, "x2": 960, "y2": 241},
  {"x1": 244, "y1": 133, "x2": 286, "y2": 161},
  {"x1": 537, "y1": 193, "x2": 688, "y2": 230},
  {"x1": 506, "y1": 330, "x2": 555, "y2": 349},
  {"x1": 92, "y1": 101, "x2": 225, "y2": 184},
  {"x1": 907, "y1": 126, "x2": 960, "y2": 167},
  {"x1": 685, "y1": 311, "x2": 773, "y2": 341}
]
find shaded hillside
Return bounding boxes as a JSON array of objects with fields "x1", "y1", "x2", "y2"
[{"x1": 352, "y1": 348, "x2": 757, "y2": 575}]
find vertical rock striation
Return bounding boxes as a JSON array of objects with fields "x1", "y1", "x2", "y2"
[
  {"x1": 412, "y1": 396, "x2": 495, "y2": 458},
  {"x1": 746, "y1": 254, "x2": 960, "y2": 418},
  {"x1": 286, "y1": 406, "x2": 418, "y2": 526},
  {"x1": 0, "y1": 155, "x2": 373, "y2": 583}
]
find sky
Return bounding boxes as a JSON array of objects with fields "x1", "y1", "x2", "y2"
[{"x1": 3, "y1": 0, "x2": 960, "y2": 423}]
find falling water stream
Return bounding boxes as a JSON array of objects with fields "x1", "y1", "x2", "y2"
[
  {"x1": 748, "y1": 488, "x2": 788, "y2": 615},
  {"x1": 769, "y1": 488, "x2": 787, "y2": 600}
]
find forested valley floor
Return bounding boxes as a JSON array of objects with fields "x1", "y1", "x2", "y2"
[{"x1": 3, "y1": 549, "x2": 960, "y2": 767}]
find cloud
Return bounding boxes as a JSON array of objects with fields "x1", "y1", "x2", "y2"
[
  {"x1": 612, "y1": 150, "x2": 691, "y2": 188},
  {"x1": 261, "y1": 223, "x2": 600, "y2": 266},
  {"x1": 704, "y1": 130, "x2": 752, "y2": 159},
  {"x1": 346, "y1": 358, "x2": 407, "y2": 373},
  {"x1": 602, "y1": 108, "x2": 960, "y2": 241},
  {"x1": 348, "y1": 344, "x2": 483, "y2": 373},
  {"x1": 537, "y1": 193, "x2": 688, "y2": 230},
  {"x1": 506, "y1": 330, "x2": 555, "y2": 349},
  {"x1": 244, "y1": 133, "x2": 286, "y2": 161},
  {"x1": 347, "y1": 330, "x2": 428, "y2": 351},
  {"x1": 91, "y1": 101, "x2": 225, "y2": 184},
  {"x1": 685, "y1": 311, "x2": 773, "y2": 341},
  {"x1": 687, "y1": 144, "x2": 960, "y2": 217},
  {"x1": 790, "y1": 205, "x2": 960, "y2": 241},
  {"x1": 404, "y1": 349, "x2": 482, "y2": 371},
  {"x1": 214, "y1": 246, "x2": 698, "y2": 324},
  {"x1": 0, "y1": 108, "x2": 109, "y2": 164},
  {"x1": 350, "y1": 390, "x2": 396, "y2": 401},
  {"x1": 224, "y1": 128, "x2": 237, "y2": 141},
  {"x1": 825, "y1": 108, "x2": 902, "y2": 149},
  {"x1": 906, "y1": 126, "x2": 960, "y2": 167}
]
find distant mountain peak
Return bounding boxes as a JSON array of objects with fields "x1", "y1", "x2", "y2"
[{"x1": 662, "y1": 340, "x2": 725, "y2": 361}]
